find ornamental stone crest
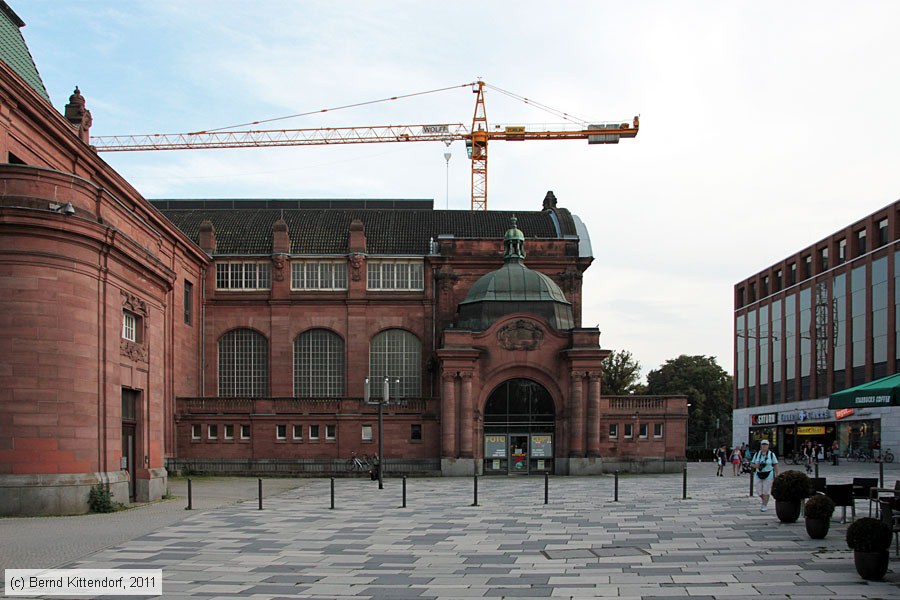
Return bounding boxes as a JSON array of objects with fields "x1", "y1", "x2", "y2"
[
  {"x1": 121, "y1": 291, "x2": 148, "y2": 316},
  {"x1": 497, "y1": 319, "x2": 544, "y2": 351},
  {"x1": 120, "y1": 339, "x2": 148, "y2": 363}
]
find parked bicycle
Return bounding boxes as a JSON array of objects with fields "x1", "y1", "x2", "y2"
[
  {"x1": 844, "y1": 448, "x2": 872, "y2": 462},
  {"x1": 876, "y1": 448, "x2": 895, "y2": 463},
  {"x1": 346, "y1": 451, "x2": 371, "y2": 472}
]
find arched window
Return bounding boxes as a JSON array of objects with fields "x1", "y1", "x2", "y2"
[
  {"x1": 484, "y1": 379, "x2": 555, "y2": 433},
  {"x1": 218, "y1": 329, "x2": 268, "y2": 397},
  {"x1": 294, "y1": 329, "x2": 345, "y2": 397},
  {"x1": 369, "y1": 329, "x2": 421, "y2": 398}
]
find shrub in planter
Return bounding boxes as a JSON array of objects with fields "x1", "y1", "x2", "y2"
[
  {"x1": 846, "y1": 517, "x2": 892, "y2": 581},
  {"x1": 804, "y1": 494, "x2": 835, "y2": 539},
  {"x1": 771, "y1": 470, "x2": 811, "y2": 523}
]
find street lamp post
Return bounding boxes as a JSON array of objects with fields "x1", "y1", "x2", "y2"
[
  {"x1": 365, "y1": 376, "x2": 398, "y2": 490},
  {"x1": 686, "y1": 403, "x2": 692, "y2": 459}
]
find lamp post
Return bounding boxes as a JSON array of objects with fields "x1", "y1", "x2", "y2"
[
  {"x1": 365, "y1": 376, "x2": 398, "y2": 490},
  {"x1": 686, "y1": 403, "x2": 692, "y2": 459}
]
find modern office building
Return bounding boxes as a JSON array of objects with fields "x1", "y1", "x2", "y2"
[
  {"x1": 733, "y1": 201, "x2": 900, "y2": 457},
  {"x1": 0, "y1": 3, "x2": 687, "y2": 516}
]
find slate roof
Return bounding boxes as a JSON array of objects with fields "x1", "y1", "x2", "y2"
[
  {"x1": 0, "y1": 2, "x2": 49, "y2": 101},
  {"x1": 153, "y1": 200, "x2": 581, "y2": 256}
]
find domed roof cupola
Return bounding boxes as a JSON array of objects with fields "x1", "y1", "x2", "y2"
[{"x1": 456, "y1": 216, "x2": 574, "y2": 331}]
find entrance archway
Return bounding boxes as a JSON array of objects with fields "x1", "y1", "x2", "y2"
[{"x1": 482, "y1": 378, "x2": 555, "y2": 475}]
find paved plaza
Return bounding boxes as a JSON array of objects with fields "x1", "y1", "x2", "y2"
[{"x1": 2, "y1": 462, "x2": 900, "y2": 599}]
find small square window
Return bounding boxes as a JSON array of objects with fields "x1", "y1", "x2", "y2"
[
  {"x1": 208, "y1": 424, "x2": 218, "y2": 440},
  {"x1": 857, "y1": 229, "x2": 867, "y2": 255},
  {"x1": 410, "y1": 424, "x2": 422, "y2": 441},
  {"x1": 240, "y1": 424, "x2": 251, "y2": 440},
  {"x1": 276, "y1": 424, "x2": 286, "y2": 440},
  {"x1": 191, "y1": 424, "x2": 201, "y2": 440},
  {"x1": 309, "y1": 424, "x2": 320, "y2": 440},
  {"x1": 838, "y1": 238, "x2": 847, "y2": 263},
  {"x1": 362, "y1": 424, "x2": 373, "y2": 441},
  {"x1": 325, "y1": 424, "x2": 336, "y2": 440},
  {"x1": 654, "y1": 423, "x2": 664, "y2": 438},
  {"x1": 293, "y1": 424, "x2": 303, "y2": 440},
  {"x1": 609, "y1": 423, "x2": 618, "y2": 438},
  {"x1": 624, "y1": 423, "x2": 634, "y2": 438},
  {"x1": 122, "y1": 311, "x2": 137, "y2": 342},
  {"x1": 819, "y1": 247, "x2": 828, "y2": 271},
  {"x1": 223, "y1": 424, "x2": 234, "y2": 440},
  {"x1": 639, "y1": 423, "x2": 648, "y2": 438},
  {"x1": 878, "y1": 218, "x2": 889, "y2": 246}
]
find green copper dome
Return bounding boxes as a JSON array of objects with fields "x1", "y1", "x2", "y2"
[{"x1": 457, "y1": 216, "x2": 573, "y2": 331}]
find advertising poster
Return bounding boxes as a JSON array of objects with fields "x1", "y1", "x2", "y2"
[
  {"x1": 530, "y1": 435, "x2": 552, "y2": 458},
  {"x1": 485, "y1": 435, "x2": 507, "y2": 458}
]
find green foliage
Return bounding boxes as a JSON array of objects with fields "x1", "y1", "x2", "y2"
[
  {"x1": 771, "y1": 470, "x2": 812, "y2": 502},
  {"x1": 846, "y1": 517, "x2": 893, "y2": 552},
  {"x1": 646, "y1": 355, "x2": 733, "y2": 448},
  {"x1": 601, "y1": 350, "x2": 644, "y2": 395},
  {"x1": 88, "y1": 483, "x2": 117, "y2": 513},
  {"x1": 804, "y1": 494, "x2": 835, "y2": 519}
]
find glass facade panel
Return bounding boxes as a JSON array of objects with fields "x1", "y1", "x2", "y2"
[
  {"x1": 759, "y1": 306, "x2": 769, "y2": 403},
  {"x1": 785, "y1": 294, "x2": 796, "y2": 402},
  {"x1": 736, "y1": 315, "x2": 745, "y2": 407},
  {"x1": 851, "y1": 265, "x2": 867, "y2": 379},
  {"x1": 771, "y1": 301, "x2": 782, "y2": 403},
  {"x1": 369, "y1": 329, "x2": 421, "y2": 398},
  {"x1": 896, "y1": 252, "x2": 900, "y2": 372},
  {"x1": 748, "y1": 311, "x2": 756, "y2": 391},
  {"x1": 218, "y1": 328, "x2": 268, "y2": 397},
  {"x1": 833, "y1": 274, "x2": 846, "y2": 391},
  {"x1": 872, "y1": 257, "x2": 888, "y2": 368},
  {"x1": 294, "y1": 329, "x2": 345, "y2": 397},
  {"x1": 799, "y1": 288, "x2": 812, "y2": 399}
]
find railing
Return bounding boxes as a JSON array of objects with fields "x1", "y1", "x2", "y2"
[
  {"x1": 606, "y1": 396, "x2": 667, "y2": 410},
  {"x1": 165, "y1": 457, "x2": 441, "y2": 477},
  {"x1": 177, "y1": 397, "x2": 434, "y2": 415}
]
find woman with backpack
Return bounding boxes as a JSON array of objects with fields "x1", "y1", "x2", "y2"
[{"x1": 751, "y1": 439, "x2": 779, "y2": 512}]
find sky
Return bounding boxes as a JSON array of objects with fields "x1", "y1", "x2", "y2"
[{"x1": 14, "y1": 1, "x2": 900, "y2": 379}]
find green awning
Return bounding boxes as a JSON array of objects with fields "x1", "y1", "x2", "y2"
[{"x1": 828, "y1": 372, "x2": 900, "y2": 409}]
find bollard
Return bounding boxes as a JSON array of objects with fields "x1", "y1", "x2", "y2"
[
  {"x1": 682, "y1": 466, "x2": 687, "y2": 500},
  {"x1": 814, "y1": 461, "x2": 819, "y2": 479},
  {"x1": 544, "y1": 472, "x2": 549, "y2": 505},
  {"x1": 471, "y1": 474, "x2": 479, "y2": 507},
  {"x1": 749, "y1": 469, "x2": 754, "y2": 497},
  {"x1": 402, "y1": 475, "x2": 407, "y2": 508},
  {"x1": 614, "y1": 470, "x2": 619, "y2": 502},
  {"x1": 880, "y1": 461, "x2": 884, "y2": 488},
  {"x1": 258, "y1": 478, "x2": 263, "y2": 510},
  {"x1": 186, "y1": 477, "x2": 192, "y2": 510},
  {"x1": 330, "y1": 477, "x2": 335, "y2": 510}
]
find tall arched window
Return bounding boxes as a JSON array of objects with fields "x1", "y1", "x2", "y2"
[
  {"x1": 218, "y1": 328, "x2": 268, "y2": 397},
  {"x1": 294, "y1": 329, "x2": 345, "y2": 397},
  {"x1": 369, "y1": 329, "x2": 421, "y2": 398}
]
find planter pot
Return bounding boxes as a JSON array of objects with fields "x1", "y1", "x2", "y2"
[
  {"x1": 853, "y1": 550, "x2": 889, "y2": 581},
  {"x1": 804, "y1": 516, "x2": 830, "y2": 539},
  {"x1": 775, "y1": 499, "x2": 802, "y2": 523}
]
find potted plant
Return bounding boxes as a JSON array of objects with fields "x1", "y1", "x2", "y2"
[
  {"x1": 803, "y1": 494, "x2": 835, "y2": 539},
  {"x1": 771, "y1": 469, "x2": 812, "y2": 523},
  {"x1": 846, "y1": 517, "x2": 892, "y2": 581}
]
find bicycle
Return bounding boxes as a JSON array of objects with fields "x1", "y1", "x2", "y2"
[
  {"x1": 346, "y1": 452, "x2": 371, "y2": 473},
  {"x1": 875, "y1": 448, "x2": 895, "y2": 463}
]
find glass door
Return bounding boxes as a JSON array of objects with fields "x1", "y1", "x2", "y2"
[{"x1": 509, "y1": 434, "x2": 529, "y2": 474}]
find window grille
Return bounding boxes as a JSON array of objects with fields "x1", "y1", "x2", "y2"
[
  {"x1": 291, "y1": 260, "x2": 347, "y2": 290},
  {"x1": 215, "y1": 261, "x2": 271, "y2": 290},
  {"x1": 367, "y1": 260, "x2": 424, "y2": 290},
  {"x1": 294, "y1": 329, "x2": 345, "y2": 397},
  {"x1": 368, "y1": 329, "x2": 421, "y2": 398},
  {"x1": 218, "y1": 329, "x2": 268, "y2": 397}
]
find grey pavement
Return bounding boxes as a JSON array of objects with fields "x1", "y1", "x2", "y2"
[{"x1": 3, "y1": 462, "x2": 900, "y2": 599}]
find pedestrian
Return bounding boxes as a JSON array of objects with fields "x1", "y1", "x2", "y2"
[
  {"x1": 751, "y1": 439, "x2": 779, "y2": 512},
  {"x1": 715, "y1": 445, "x2": 727, "y2": 476},
  {"x1": 831, "y1": 440, "x2": 839, "y2": 465},
  {"x1": 731, "y1": 446, "x2": 743, "y2": 476},
  {"x1": 369, "y1": 454, "x2": 380, "y2": 481}
]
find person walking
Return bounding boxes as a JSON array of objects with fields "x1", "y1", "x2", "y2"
[
  {"x1": 731, "y1": 446, "x2": 743, "y2": 476},
  {"x1": 715, "y1": 445, "x2": 727, "y2": 476},
  {"x1": 831, "y1": 440, "x2": 839, "y2": 466},
  {"x1": 751, "y1": 439, "x2": 779, "y2": 512}
]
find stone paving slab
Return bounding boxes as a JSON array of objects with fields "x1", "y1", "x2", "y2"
[{"x1": 2, "y1": 463, "x2": 900, "y2": 598}]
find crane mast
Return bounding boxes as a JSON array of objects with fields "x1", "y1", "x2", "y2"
[{"x1": 90, "y1": 81, "x2": 639, "y2": 210}]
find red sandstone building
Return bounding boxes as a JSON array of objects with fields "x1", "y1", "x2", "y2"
[{"x1": 0, "y1": 4, "x2": 687, "y2": 516}]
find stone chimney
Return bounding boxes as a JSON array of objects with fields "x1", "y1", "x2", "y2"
[
  {"x1": 198, "y1": 220, "x2": 216, "y2": 254},
  {"x1": 64, "y1": 87, "x2": 92, "y2": 144},
  {"x1": 349, "y1": 218, "x2": 366, "y2": 253},
  {"x1": 272, "y1": 217, "x2": 290, "y2": 254},
  {"x1": 542, "y1": 190, "x2": 558, "y2": 210}
]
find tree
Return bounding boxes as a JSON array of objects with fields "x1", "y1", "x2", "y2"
[
  {"x1": 601, "y1": 349, "x2": 644, "y2": 395},
  {"x1": 645, "y1": 355, "x2": 733, "y2": 450}
]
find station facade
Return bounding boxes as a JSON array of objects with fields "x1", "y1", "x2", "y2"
[{"x1": 0, "y1": 4, "x2": 687, "y2": 516}]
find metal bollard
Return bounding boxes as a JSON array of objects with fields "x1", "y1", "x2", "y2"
[
  {"x1": 682, "y1": 466, "x2": 687, "y2": 500},
  {"x1": 614, "y1": 470, "x2": 619, "y2": 502},
  {"x1": 814, "y1": 461, "x2": 819, "y2": 479},
  {"x1": 330, "y1": 477, "x2": 335, "y2": 510},
  {"x1": 402, "y1": 475, "x2": 407, "y2": 508},
  {"x1": 471, "y1": 474, "x2": 479, "y2": 507},
  {"x1": 258, "y1": 478, "x2": 263, "y2": 510},
  {"x1": 544, "y1": 472, "x2": 549, "y2": 505},
  {"x1": 880, "y1": 461, "x2": 884, "y2": 488},
  {"x1": 749, "y1": 470, "x2": 754, "y2": 497},
  {"x1": 186, "y1": 478, "x2": 192, "y2": 510}
]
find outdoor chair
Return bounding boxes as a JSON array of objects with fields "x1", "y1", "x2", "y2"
[
  {"x1": 878, "y1": 497, "x2": 900, "y2": 556},
  {"x1": 852, "y1": 477, "x2": 879, "y2": 511},
  {"x1": 810, "y1": 477, "x2": 826, "y2": 496},
  {"x1": 869, "y1": 480, "x2": 900, "y2": 517},
  {"x1": 825, "y1": 483, "x2": 856, "y2": 523}
]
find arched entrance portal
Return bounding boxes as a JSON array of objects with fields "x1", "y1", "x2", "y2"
[{"x1": 483, "y1": 378, "x2": 555, "y2": 475}]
